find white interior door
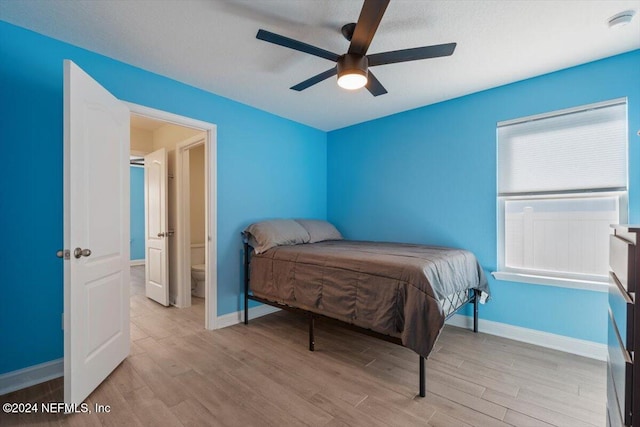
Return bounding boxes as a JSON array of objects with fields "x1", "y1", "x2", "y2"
[
  {"x1": 63, "y1": 60, "x2": 130, "y2": 404},
  {"x1": 144, "y1": 148, "x2": 169, "y2": 306}
]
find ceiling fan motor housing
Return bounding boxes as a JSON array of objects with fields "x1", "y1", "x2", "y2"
[
  {"x1": 337, "y1": 53, "x2": 369, "y2": 79},
  {"x1": 341, "y1": 23, "x2": 357, "y2": 41}
]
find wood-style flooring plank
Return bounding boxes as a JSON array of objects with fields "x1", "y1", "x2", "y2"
[
  {"x1": 503, "y1": 409, "x2": 556, "y2": 427},
  {"x1": 427, "y1": 358, "x2": 520, "y2": 398},
  {"x1": 126, "y1": 353, "x2": 191, "y2": 408},
  {"x1": 354, "y1": 395, "x2": 433, "y2": 426},
  {"x1": 426, "y1": 410, "x2": 474, "y2": 427},
  {"x1": 171, "y1": 369, "x2": 276, "y2": 427},
  {"x1": 420, "y1": 392, "x2": 512, "y2": 427},
  {"x1": 307, "y1": 392, "x2": 388, "y2": 427},
  {"x1": 482, "y1": 388, "x2": 602, "y2": 427},
  {"x1": 121, "y1": 385, "x2": 185, "y2": 427},
  {"x1": 225, "y1": 367, "x2": 334, "y2": 427},
  {"x1": 169, "y1": 398, "x2": 225, "y2": 427},
  {"x1": 86, "y1": 378, "x2": 145, "y2": 427}
]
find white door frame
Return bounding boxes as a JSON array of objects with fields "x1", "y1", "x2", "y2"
[
  {"x1": 175, "y1": 134, "x2": 206, "y2": 309},
  {"x1": 124, "y1": 102, "x2": 218, "y2": 330}
]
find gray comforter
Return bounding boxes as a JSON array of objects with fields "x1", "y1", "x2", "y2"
[{"x1": 249, "y1": 240, "x2": 489, "y2": 358}]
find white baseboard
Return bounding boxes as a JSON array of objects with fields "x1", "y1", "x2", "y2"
[
  {"x1": 130, "y1": 259, "x2": 145, "y2": 266},
  {"x1": 446, "y1": 314, "x2": 607, "y2": 361},
  {"x1": 0, "y1": 358, "x2": 63, "y2": 396},
  {"x1": 216, "y1": 304, "x2": 281, "y2": 329}
]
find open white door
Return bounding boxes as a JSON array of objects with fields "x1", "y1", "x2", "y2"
[
  {"x1": 144, "y1": 148, "x2": 170, "y2": 306},
  {"x1": 63, "y1": 61, "x2": 130, "y2": 404}
]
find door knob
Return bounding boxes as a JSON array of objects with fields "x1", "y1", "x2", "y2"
[
  {"x1": 157, "y1": 232, "x2": 165, "y2": 237},
  {"x1": 74, "y1": 248, "x2": 92, "y2": 259}
]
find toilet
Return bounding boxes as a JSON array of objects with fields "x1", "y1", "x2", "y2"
[{"x1": 191, "y1": 264, "x2": 206, "y2": 298}]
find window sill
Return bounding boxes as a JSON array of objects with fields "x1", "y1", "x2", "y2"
[{"x1": 491, "y1": 271, "x2": 608, "y2": 293}]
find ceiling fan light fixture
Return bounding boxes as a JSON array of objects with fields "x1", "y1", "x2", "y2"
[
  {"x1": 337, "y1": 54, "x2": 368, "y2": 90},
  {"x1": 337, "y1": 72, "x2": 368, "y2": 90}
]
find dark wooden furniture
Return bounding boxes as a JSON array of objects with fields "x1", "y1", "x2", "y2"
[
  {"x1": 608, "y1": 225, "x2": 640, "y2": 426},
  {"x1": 242, "y1": 238, "x2": 480, "y2": 398}
]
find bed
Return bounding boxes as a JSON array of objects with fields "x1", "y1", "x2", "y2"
[{"x1": 242, "y1": 219, "x2": 489, "y2": 397}]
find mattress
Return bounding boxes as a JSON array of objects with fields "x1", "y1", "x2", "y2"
[{"x1": 248, "y1": 240, "x2": 489, "y2": 358}]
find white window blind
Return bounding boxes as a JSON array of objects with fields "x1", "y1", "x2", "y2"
[{"x1": 498, "y1": 101, "x2": 627, "y2": 196}]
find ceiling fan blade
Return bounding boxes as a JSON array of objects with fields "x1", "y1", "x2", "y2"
[
  {"x1": 366, "y1": 71, "x2": 387, "y2": 96},
  {"x1": 368, "y1": 43, "x2": 457, "y2": 67},
  {"x1": 257, "y1": 29, "x2": 340, "y2": 62},
  {"x1": 290, "y1": 67, "x2": 338, "y2": 91},
  {"x1": 348, "y1": 0, "x2": 390, "y2": 55}
]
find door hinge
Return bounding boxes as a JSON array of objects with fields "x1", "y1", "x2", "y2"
[{"x1": 56, "y1": 249, "x2": 70, "y2": 260}]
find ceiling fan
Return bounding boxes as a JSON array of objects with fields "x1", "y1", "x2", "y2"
[{"x1": 256, "y1": 0, "x2": 456, "y2": 96}]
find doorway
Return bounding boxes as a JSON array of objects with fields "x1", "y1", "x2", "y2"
[
  {"x1": 175, "y1": 135, "x2": 207, "y2": 308},
  {"x1": 126, "y1": 103, "x2": 217, "y2": 330}
]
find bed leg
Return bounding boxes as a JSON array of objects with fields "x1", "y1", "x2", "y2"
[
  {"x1": 309, "y1": 315, "x2": 315, "y2": 351},
  {"x1": 419, "y1": 356, "x2": 425, "y2": 397},
  {"x1": 243, "y1": 241, "x2": 249, "y2": 325},
  {"x1": 244, "y1": 294, "x2": 249, "y2": 325},
  {"x1": 473, "y1": 289, "x2": 479, "y2": 333}
]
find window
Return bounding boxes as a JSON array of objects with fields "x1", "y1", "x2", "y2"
[{"x1": 495, "y1": 99, "x2": 628, "y2": 290}]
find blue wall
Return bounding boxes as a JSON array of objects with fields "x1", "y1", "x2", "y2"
[
  {"x1": 0, "y1": 21, "x2": 327, "y2": 374},
  {"x1": 328, "y1": 50, "x2": 640, "y2": 345},
  {"x1": 130, "y1": 166, "x2": 145, "y2": 261}
]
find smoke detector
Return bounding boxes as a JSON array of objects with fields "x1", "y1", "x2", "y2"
[{"x1": 608, "y1": 10, "x2": 636, "y2": 29}]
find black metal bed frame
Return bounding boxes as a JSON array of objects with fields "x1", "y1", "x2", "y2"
[{"x1": 242, "y1": 238, "x2": 479, "y2": 398}]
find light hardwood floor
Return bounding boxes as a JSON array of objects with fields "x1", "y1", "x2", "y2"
[{"x1": 1, "y1": 267, "x2": 606, "y2": 426}]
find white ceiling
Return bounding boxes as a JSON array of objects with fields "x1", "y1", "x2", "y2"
[{"x1": 1, "y1": 0, "x2": 638, "y2": 131}]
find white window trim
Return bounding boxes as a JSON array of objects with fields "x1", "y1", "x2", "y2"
[
  {"x1": 497, "y1": 97, "x2": 627, "y2": 127},
  {"x1": 491, "y1": 271, "x2": 608, "y2": 293}
]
